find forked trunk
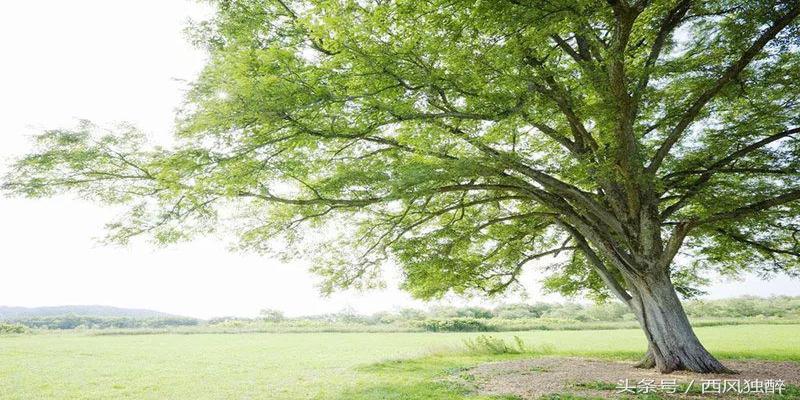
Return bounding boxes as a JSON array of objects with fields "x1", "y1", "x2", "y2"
[{"x1": 627, "y1": 269, "x2": 733, "y2": 374}]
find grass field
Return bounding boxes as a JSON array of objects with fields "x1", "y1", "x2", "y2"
[{"x1": 1, "y1": 324, "x2": 799, "y2": 399}]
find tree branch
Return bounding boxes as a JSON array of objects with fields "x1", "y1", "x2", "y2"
[
  {"x1": 694, "y1": 189, "x2": 800, "y2": 226},
  {"x1": 559, "y1": 220, "x2": 633, "y2": 304},
  {"x1": 661, "y1": 127, "x2": 800, "y2": 218},
  {"x1": 631, "y1": 0, "x2": 691, "y2": 112},
  {"x1": 648, "y1": 3, "x2": 800, "y2": 173},
  {"x1": 715, "y1": 228, "x2": 800, "y2": 258}
]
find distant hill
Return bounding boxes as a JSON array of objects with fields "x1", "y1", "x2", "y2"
[{"x1": 0, "y1": 305, "x2": 186, "y2": 320}]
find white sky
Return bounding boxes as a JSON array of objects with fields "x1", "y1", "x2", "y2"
[{"x1": 0, "y1": 1, "x2": 798, "y2": 319}]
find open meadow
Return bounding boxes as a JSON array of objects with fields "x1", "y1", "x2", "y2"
[
  {"x1": 3, "y1": 0, "x2": 800, "y2": 399},
  {"x1": 2, "y1": 324, "x2": 799, "y2": 399}
]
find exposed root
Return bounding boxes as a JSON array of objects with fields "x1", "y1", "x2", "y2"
[{"x1": 633, "y1": 350, "x2": 655, "y2": 369}]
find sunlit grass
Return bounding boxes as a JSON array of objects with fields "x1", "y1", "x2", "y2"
[{"x1": 1, "y1": 325, "x2": 798, "y2": 399}]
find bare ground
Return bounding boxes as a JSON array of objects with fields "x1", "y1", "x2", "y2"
[{"x1": 460, "y1": 357, "x2": 800, "y2": 399}]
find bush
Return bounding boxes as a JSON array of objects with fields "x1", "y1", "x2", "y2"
[
  {"x1": 0, "y1": 323, "x2": 27, "y2": 334},
  {"x1": 495, "y1": 303, "x2": 552, "y2": 319},
  {"x1": 428, "y1": 306, "x2": 494, "y2": 319},
  {"x1": 463, "y1": 335, "x2": 526, "y2": 354},
  {"x1": 417, "y1": 318, "x2": 492, "y2": 332},
  {"x1": 684, "y1": 296, "x2": 800, "y2": 318},
  {"x1": 259, "y1": 309, "x2": 285, "y2": 322}
]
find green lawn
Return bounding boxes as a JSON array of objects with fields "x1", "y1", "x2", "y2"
[{"x1": 1, "y1": 325, "x2": 798, "y2": 399}]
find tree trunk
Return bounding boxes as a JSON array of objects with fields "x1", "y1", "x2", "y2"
[{"x1": 627, "y1": 269, "x2": 733, "y2": 374}]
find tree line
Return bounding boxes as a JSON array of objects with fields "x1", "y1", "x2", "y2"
[{"x1": 3, "y1": 296, "x2": 797, "y2": 334}]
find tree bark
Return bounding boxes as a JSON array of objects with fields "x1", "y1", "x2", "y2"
[{"x1": 627, "y1": 269, "x2": 733, "y2": 374}]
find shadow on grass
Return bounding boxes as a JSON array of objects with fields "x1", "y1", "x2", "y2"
[
  {"x1": 333, "y1": 379, "x2": 800, "y2": 400},
  {"x1": 330, "y1": 380, "x2": 522, "y2": 400},
  {"x1": 331, "y1": 353, "x2": 526, "y2": 400},
  {"x1": 332, "y1": 351, "x2": 800, "y2": 400},
  {"x1": 331, "y1": 332, "x2": 800, "y2": 400}
]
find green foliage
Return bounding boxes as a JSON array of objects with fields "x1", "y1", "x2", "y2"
[
  {"x1": 5, "y1": 0, "x2": 800, "y2": 304},
  {"x1": 428, "y1": 306, "x2": 495, "y2": 319},
  {"x1": 0, "y1": 323, "x2": 27, "y2": 335},
  {"x1": 418, "y1": 318, "x2": 492, "y2": 332},
  {"x1": 258, "y1": 308, "x2": 285, "y2": 322},
  {"x1": 542, "y1": 251, "x2": 620, "y2": 302},
  {"x1": 463, "y1": 335, "x2": 527, "y2": 354},
  {"x1": 6, "y1": 297, "x2": 799, "y2": 334},
  {"x1": 5, "y1": 316, "x2": 199, "y2": 330},
  {"x1": 684, "y1": 296, "x2": 800, "y2": 318},
  {"x1": 494, "y1": 303, "x2": 551, "y2": 319}
]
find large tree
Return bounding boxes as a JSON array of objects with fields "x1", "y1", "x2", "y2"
[{"x1": 4, "y1": 0, "x2": 800, "y2": 373}]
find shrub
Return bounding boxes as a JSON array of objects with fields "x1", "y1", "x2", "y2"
[
  {"x1": 0, "y1": 323, "x2": 27, "y2": 334},
  {"x1": 418, "y1": 318, "x2": 492, "y2": 332},
  {"x1": 495, "y1": 303, "x2": 552, "y2": 319},
  {"x1": 463, "y1": 335, "x2": 526, "y2": 354},
  {"x1": 259, "y1": 309, "x2": 285, "y2": 322}
]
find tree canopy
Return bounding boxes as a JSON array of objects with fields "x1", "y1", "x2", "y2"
[{"x1": 4, "y1": 1, "x2": 800, "y2": 372}]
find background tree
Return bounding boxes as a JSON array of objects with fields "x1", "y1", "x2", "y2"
[
  {"x1": 259, "y1": 309, "x2": 285, "y2": 322},
  {"x1": 4, "y1": 0, "x2": 800, "y2": 373}
]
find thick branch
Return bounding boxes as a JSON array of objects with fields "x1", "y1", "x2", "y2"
[
  {"x1": 661, "y1": 127, "x2": 800, "y2": 218},
  {"x1": 524, "y1": 56, "x2": 598, "y2": 153},
  {"x1": 648, "y1": 3, "x2": 800, "y2": 172},
  {"x1": 631, "y1": 0, "x2": 691, "y2": 111},
  {"x1": 695, "y1": 189, "x2": 800, "y2": 226},
  {"x1": 559, "y1": 220, "x2": 633, "y2": 304},
  {"x1": 716, "y1": 228, "x2": 800, "y2": 258},
  {"x1": 440, "y1": 123, "x2": 630, "y2": 239}
]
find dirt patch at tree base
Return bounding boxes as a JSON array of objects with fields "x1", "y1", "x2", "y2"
[{"x1": 462, "y1": 357, "x2": 800, "y2": 399}]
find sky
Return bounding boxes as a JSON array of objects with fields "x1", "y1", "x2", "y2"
[{"x1": 1, "y1": 1, "x2": 798, "y2": 319}]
